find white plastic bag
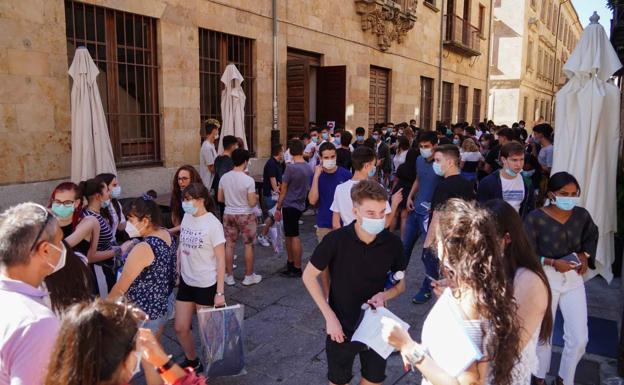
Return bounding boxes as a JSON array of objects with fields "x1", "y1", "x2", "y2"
[{"x1": 197, "y1": 304, "x2": 246, "y2": 378}]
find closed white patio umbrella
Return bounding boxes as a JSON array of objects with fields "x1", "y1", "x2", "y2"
[
  {"x1": 219, "y1": 63, "x2": 247, "y2": 153},
  {"x1": 69, "y1": 47, "x2": 117, "y2": 183},
  {"x1": 552, "y1": 12, "x2": 622, "y2": 282}
]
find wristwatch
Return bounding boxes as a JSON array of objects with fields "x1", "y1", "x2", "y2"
[
  {"x1": 403, "y1": 342, "x2": 426, "y2": 368},
  {"x1": 156, "y1": 355, "x2": 175, "y2": 374},
  {"x1": 216, "y1": 292, "x2": 224, "y2": 297}
]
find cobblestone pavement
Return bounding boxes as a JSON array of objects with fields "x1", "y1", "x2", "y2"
[{"x1": 133, "y1": 215, "x2": 623, "y2": 385}]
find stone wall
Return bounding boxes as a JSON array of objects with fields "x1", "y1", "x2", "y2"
[{"x1": 0, "y1": 0, "x2": 491, "y2": 207}]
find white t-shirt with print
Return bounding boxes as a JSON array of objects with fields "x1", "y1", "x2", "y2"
[
  {"x1": 330, "y1": 179, "x2": 392, "y2": 226},
  {"x1": 219, "y1": 170, "x2": 256, "y2": 215},
  {"x1": 200, "y1": 140, "x2": 217, "y2": 190},
  {"x1": 179, "y1": 212, "x2": 226, "y2": 288},
  {"x1": 500, "y1": 173, "x2": 525, "y2": 212}
]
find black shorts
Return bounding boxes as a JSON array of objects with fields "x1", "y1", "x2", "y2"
[
  {"x1": 176, "y1": 277, "x2": 216, "y2": 306},
  {"x1": 326, "y1": 337, "x2": 387, "y2": 385},
  {"x1": 282, "y1": 207, "x2": 303, "y2": 237}
]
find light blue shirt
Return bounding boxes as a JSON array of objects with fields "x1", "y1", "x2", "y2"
[{"x1": 414, "y1": 156, "x2": 443, "y2": 216}]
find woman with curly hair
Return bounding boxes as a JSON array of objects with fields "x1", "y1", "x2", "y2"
[
  {"x1": 382, "y1": 198, "x2": 521, "y2": 385},
  {"x1": 169, "y1": 165, "x2": 203, "y2": 234}
]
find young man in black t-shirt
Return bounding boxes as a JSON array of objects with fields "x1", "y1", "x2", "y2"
[
  {"x1": 422, "y1": 144, "x2": 476, "y2": 270},
  {"x1": 258, "y1": 144, "x2": 284, "y2": 246},
  {"x1": 303, "y1": 180, "x2": 407, "y2": 385}
]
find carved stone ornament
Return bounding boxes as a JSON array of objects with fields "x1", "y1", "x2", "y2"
[{"x1": 355, "y1": 0, "x2": 418, "y2": 51}]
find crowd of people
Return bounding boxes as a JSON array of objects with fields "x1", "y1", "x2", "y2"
[{"x1": 0, "y1": 117, "x2": 599, "y2": 385}]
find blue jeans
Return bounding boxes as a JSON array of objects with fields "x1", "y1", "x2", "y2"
[{"x1": 402, "y1": 211, "x2": 440, "y2": 293}]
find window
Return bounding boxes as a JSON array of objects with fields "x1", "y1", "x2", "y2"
[
  {"x1": 523, "y1": 96, "x2": 528, "y2": 121},
  {"x1": 424, "y1": 0, "x2": 436, "y2": 6},
  {"x1": 458, "y1": 85, "x2": 468, "y2": 123},
  {"x1": 64, "y1": 1, "x2": 160, "y2": 165},
  {"x1": 534, "y1": 98, "x2": 539, "y2": 119},
  {"x1": 472, "y1": 89, "x2": 482, "y2": 126},
  {"x1": 527, "y1": 40, "x2": 534, "y2": 70},
  {"x1": 478, "y1": 4, "x2": 486, "y2": 36},
  {"x1": 420, "y1": 77, "x2": 434, "y2": 130},
  {"x1": 546, "y1": 2, "x2": 552, "y2": 29},
  {"x1": 537, "y1": 48, "x2": 543, "y2": 76},
  {"x1": 442, "y1": 82, "x2": 454, "y2": 124},
  {"x1": 199, "y1": 29, "x2": 255, "y2": 151}
]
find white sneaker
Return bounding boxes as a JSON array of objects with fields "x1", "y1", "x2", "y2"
[
  {"x1": 242, "y1": 273, "x2": 262, "y2": 286},
  {"x1": 224, "y1": 274, "x2": 236, "y2": 286},
  {"x1": 257, "y1": 235, "x2": 271, "y2": 247},
  {"x1": 298, "y1": 219, "x2": 304, "y2": 225}
]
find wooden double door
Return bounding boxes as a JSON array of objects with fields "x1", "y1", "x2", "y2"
[{"x1": 287, "y1": 50, "x2": 346, "y2": 137}]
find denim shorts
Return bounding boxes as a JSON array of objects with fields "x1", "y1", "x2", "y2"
[{"x1": 143, "y1": 316, "x2": 168, "y2": 334}]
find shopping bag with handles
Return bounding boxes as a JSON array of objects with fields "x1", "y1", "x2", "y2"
[{"x1": 197, "y1": 303, "x2": 245, "y2": 377}]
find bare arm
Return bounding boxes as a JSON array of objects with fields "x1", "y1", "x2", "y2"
[
  {"x1": 247, "y1": 192, "x2": 258, "y2": 207},
  {"x1": 423, "y1": 211, "x2": 438, "y2": 248},
  {"x1": 302, "y1": 263, "x2": 345, "y2": 343},
  {"x1": 270, "y1": 177, "x2": 279, "y2": 193},
  {"x1": 406, "y1": 176, "x2": 420, "y2": 211},
  {"x1": 308, "y1": 166, "x2": 322, "y2": 205},
  {"x1": 332, "y1": 212, "x2": 342, "y2": 230},
  {"x1": 514, "y1": 270, "x2": 549, "y2": 351},
  {"x1": 217, "y1": 187, "x2": 225, "y2": 203},
  {"x1": 214, "y1": 242, "x2": 226, "y2": 305},
  {"x1": 108, "y1": 242, "x2": 153, "y2": 301}
]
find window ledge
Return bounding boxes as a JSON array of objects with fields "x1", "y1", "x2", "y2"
[{"x1": 424, "y1": 1, "x2": 440, "y2": 12}]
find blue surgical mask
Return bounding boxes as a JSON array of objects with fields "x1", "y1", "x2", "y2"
[
  {"x1": 334, "y1": 137, "x2": 341, "y2": 146},
  {"x1": 360, "y1": 216, "x2": 386, "y2": 235},
  {"x1": 51, "y1": 202, "x2": 75, "y2": 218},
  {"x1": 446, "y1": 128, "x2": 452, "y2": 136},
  {"x1": 356, "y1": 135, "x2": 365, "y2": 142},
  {"x1": 372, "y1": 134, "x2": 380, "y2": 141},
  {"x1": 368, "y1": 166, "x2": 377, "y2": 178},
  {"x1": 554, "y1": 196, "x2": 579, "y2": 211},
  {"x1": 386, "y1": 128, "x2": 393, "y2": 135},
  {"x1": 433, "y1": 162, "x2": 444, "y2": 176},
  {"x1": 322, "y1": 133, "x2": 329, "y2": 140},
  {"x1": 111, "y1": 186, "x2": 122, "y2": 199},
  {"x1": 101, "y1": 199, "x2": 111, "y2": 208},
  {"x1": 504, "y1": 168, "x2": 518, "y2": 177},
  {"x1": 420, "y1": 148, "x2": 433, "y2": 158},
  {"x1": 521, "y1": 169, "x2": 535, "y2": 177},
  {"x1": 311, "y1": 136, "x2": 319, "y2": 144},
  {"x1": 182, "y1": 201, "x2": 198, "y2": 215},
  {"x1": 452, "y1": 139, "x2": 460, "y2": 145}
]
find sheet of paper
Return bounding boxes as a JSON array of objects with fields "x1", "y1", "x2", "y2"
[{"x1": 351, "y1": 306, "x2": 410, "y2": 359}]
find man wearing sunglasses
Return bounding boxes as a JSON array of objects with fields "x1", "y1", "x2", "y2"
[{"x1": 0, "y1": 202, "x2": 65, "y2": 385}]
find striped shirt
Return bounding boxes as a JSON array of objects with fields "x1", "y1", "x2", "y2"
[{"x1": 82, "y1": 208, "x2": 115, "y2": 251}]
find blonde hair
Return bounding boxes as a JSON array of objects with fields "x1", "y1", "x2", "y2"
[{"x1": 461, "y1": 137, "x2": 480, "y2": 153}]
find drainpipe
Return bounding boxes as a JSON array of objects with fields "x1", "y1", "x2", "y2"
[
  {"x1": 437, "y1": 0, "x2": 445, "y2": 126},
  {"x1": 485, "y1": 0, "x2": 493, "y2": 123},
  {"x1": 271, "y1": 0, "x2": 280, "y2": 149}
]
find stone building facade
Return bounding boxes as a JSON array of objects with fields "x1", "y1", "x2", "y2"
[
  {"x1": 488, "y1": 0, "x2": 583, "y2": 127},
  {"x1": 0, "y1": 0, "x2": 492, "y2": 206}
]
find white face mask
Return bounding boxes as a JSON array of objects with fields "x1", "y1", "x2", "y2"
[
  {"x1": 46, "y1": 242, "x2": 67, "y2": 275},
  {"x1": 323, "y1": 159, "x2": 337, "y2": 169},
  {"x1": 125, "y1": 221, "x2": 144, "y2": 238}
]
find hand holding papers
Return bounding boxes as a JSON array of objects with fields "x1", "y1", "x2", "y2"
[{"x1": 351, "y1": 306, "x2": 410, "y2": 359}]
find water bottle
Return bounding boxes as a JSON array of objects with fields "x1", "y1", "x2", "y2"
[{"x1": 384, "y1": 271, "x2": 405, "y2": 290}]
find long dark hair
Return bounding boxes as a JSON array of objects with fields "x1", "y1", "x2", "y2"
[
  {"x1": 182, "y1": 183, "x2": 216, "y2": 214},
  {"x1": 78, "y1": 177, "x2": 112, "y2": 226},
  {"x1": 434, "y1": 199, "x2": 520, "y2": 385},
  {"x1": 96, "y1": 173, "x2": 122, "y2": 221},
  {"x1": 483, "y1": 199, "x2": 553, "y2": 343},
  {"x1": 171, "y1": 165, "x2": 203, "y2": 226},
  {"x1": 44, "y1": 300, "x2": 139, "y2": 385},
  {"x1": 44, "y1": 240, "x2": 94, "y2": 314}
]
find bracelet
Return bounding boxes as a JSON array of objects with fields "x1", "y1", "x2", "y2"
[
  {"x1": 403, "y1": 342, "x2": 426, "y2": 368},
  {"x1": 540, "y1": 257, "x2": 545, "y2": 266},
  {"x1": 156, "y1": 355, "x2": 175, "y2": 374},
  {"x1": 216, "y1": 292, "x2": 224, "y2": 297}
]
